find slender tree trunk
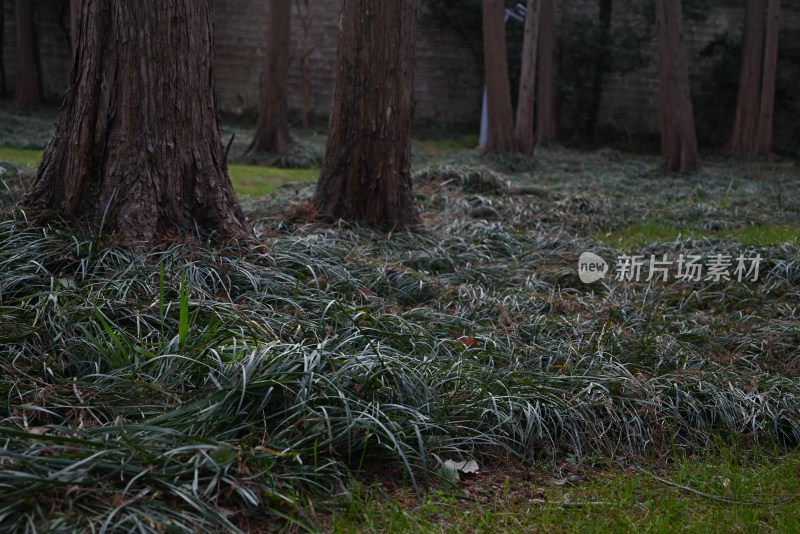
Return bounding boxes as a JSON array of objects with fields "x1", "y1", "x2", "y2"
[
  {"x1": 728, "y1": 0, "x2": 767, "y2": 157},
  {"x1": 756, "y1": 0, "x2": 781, "y2": 157},
  {"x1": 23, "y1": 0, "x2": 251, "y2": 244},
  {"x1": 513, "y1": 0, "x2": 540, "y2": 156},
  {"x1": 482, "y1": 0, "x2": 515, "y2": 154},
  {"x1": 249, "y1": 0, "x2": 293, "y2": 154},
  {"x1": 655, "y1": 0, "x2": 699, "y2": 172},
  {"x1": 536, "y1": 0, "x2": 557, "y2": 147},
  {"x1": 312, "y1": 0, "x2": 420, "y2": 230},
  {"x1": 296, "y1": 0, "x2": 313, "y2": 129},
  {"x1": 0, "y1": 1, "x2": 6, "y2": 98},
  {"x1": 70, "y1": 0, "x2": 80, "y2": 58},
  {"x1": 14, "y1": 0, "x2": 42, "y2": 106},
  {"x1": 586, "y1": 0, "x2": 612, "y2": 137}
]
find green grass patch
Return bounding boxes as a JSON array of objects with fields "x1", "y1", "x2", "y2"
[
  {"x1": 227, "y1": 163, "x2": 318, "y2": 196},
  {"x1": 413, "y1": 135, "x2": 480, "y2": 161},
  {"x1": 732, "y1": 224, "x2": 800, "y2": 247},
  {"x1": 0, "y1": 147, "x2": 318, "y2": 197},
  {"x1": 599, "y1": 220, "x2": 800, "y2": 248},
  {"x1": 0, "y1": 146, "x2": 43, "y2": 167},
  {"x1": 432, "y1": 135, "x2": 479, "y2": 151},
  {"x1": 332, "y1": 450, "x2": 800, "y2": 533}
]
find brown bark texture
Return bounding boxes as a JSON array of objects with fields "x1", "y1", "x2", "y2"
[
  {"x1": 70, "y1": 0, "x2": 80, "y2": 58},
  {"x1": 23, "y1": 0, "x2": 252, "y2": 244},
  {"x1": 249, "y1": 0, "x2": 293, "y2": 154},
  {"x1": 0, "y1": 1, "x2": 6, "y2": 98},
  {"x1": 513, "y1": 0, "x2": 540, "y2": 156},
  {"x1": 296, "y1": 0, "x2": 313, "y2": 129},
  {"x1": 656, "y1": 0, "x2": 699, "y2": 172},
  {"x1": 14, "y1": 0, "x2": 42, "y2": 106},
  {"x1": 586, "y1": 0, "x2": 612, "y2": 137},
  {"x1": 756, "y1": 0, "x2": 781, "y2": 156},
  {"x1": 728, "y1": 0, "x2": 767, "y2": 157},
  {"x1": 536, "y1": 0, "x2": 557, "y2": 147},
  {"x1": 312, "y1": 0, "x2": 421, "y2": 230},
  {"x1": 482, "y1": 0, "x2": 515, "y2": 154}
]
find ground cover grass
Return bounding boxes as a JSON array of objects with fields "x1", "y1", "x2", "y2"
[{"x1": 0, "y1": 106, "x2": 798, "y2": 531}]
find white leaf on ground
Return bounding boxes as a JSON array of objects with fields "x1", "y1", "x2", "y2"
[{"x1": 443, "y1": 459, "x2": 480, "y2": 474}]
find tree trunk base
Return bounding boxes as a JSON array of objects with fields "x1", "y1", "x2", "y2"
[{"x1": 22, "y1": 1, "x2": 252, "y2": 245}]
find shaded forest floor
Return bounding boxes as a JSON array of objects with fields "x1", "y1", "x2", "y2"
[{"x1": 1, "y1": 105, "x2": 799, "y2": 532}]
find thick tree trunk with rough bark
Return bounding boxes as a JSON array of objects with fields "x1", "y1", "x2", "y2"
[
  {"x1": 482, "y1": 0, "x2": 515, "y2": 154},
  {"x1": 728, "y1": 0, "x2": 767, "y2": 157},
  {"x1": 513, "y1": 0, "x2": 540, "y2": 156},
  {"x1": 312, "y1": 0, "x2": 420, "y2": 230},
  {"x1": 14, "y1": 0, "x2": 42, "y2": 106},
  {"x1": 0, "y1": 2, "x2": 6, "y2": 98},
  {"x1": 756, "y1": 0, "x2": 781, "y2": 157},
  {"x1": 586, "y1": 0, "x2": 612, "y2": 137},
  {"x1": 296, "y1": 0, "x2": 313, "y2": 129},
  {"x1": 70, "y1": 0, "x2": 80, "y2": 58},
  {"x1": 656, "y1": 0, "x2": 699, "y2": 172},
  {"x1": 536, "y1": 0, "x2": 557, "y2": 147},
  {"x1": 248, "y1": 0, "x2": 293, "y2": 154},
  {"x1": 23, "y1": 0, "x2": 252, "y2": 244}
]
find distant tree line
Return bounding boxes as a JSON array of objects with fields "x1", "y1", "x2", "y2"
[{"x1": 427, "y1": 0, "x2": 785, "y2": 171}]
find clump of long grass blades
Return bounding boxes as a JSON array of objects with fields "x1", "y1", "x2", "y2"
[
  {"x1": 414, "y1": 164, "x2": 510, "y2": 195},
  {"x1": 2, "y1": 149, "x2": 799, "y2": 532}
]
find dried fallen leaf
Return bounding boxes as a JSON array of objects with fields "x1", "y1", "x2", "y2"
[{"x1": 457, "y1": 336, "x2": 478, "y2": 348}]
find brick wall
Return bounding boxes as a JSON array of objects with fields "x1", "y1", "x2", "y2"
[
  {"x1": 212, "y1": 0, "x2": 341, "y2": 118},
  {"x1": 1, "y1": 0, "x2": 482, "y2": 123},
  {"x1": 212, "y1": 0, "x2": 483, "y2": 123},
  {"x1": 1, "y1": 1, "x2": 798, "y2": 143},
  {"x1": 598, "y1": 2, "x2": 800, "y2": 142}
]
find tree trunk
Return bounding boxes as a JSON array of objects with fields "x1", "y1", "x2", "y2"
[
  {"x1": 312, "y1": 0, "x2": 420, "y2": 230},
  {"x1": 586, "y1": 0, "x2": 612, "y2": 138},
  {"x1": 656, "y1": 0, "x2": 699, "y2": 172},
  {"x1": 728, "y1": 0, "x2": 767, "y2": 157},
  {"x1": 14, "y1": 0, "x2": 42, "y2": 106},
  {"x1": 23, "y1": 0, "x2": 252, "y2": 244},
  {"x1": 0, "y1": 0, "x2": 6, "y2": 98},
  {"x1": 482, "y1": 0, "x2": 515, "y2": 154},
  {"x1": 513, "y1": 0, "x2": 540, "y2": 156},
  {"x1": 296, "y1": 0, "x2": 313, "y2": 129},
  {"x1": 70, "y1": 0, "x2": 80, "y2": 58},
  {"x1": 249, "y1": 0, "x2": 293, "y2": 154},
  {"x1": 536, "y1": 0, "x2": 557, "y2": 147},
  {"x1": 756, "y1": 0, "x2": 780, "y2": 157}
]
